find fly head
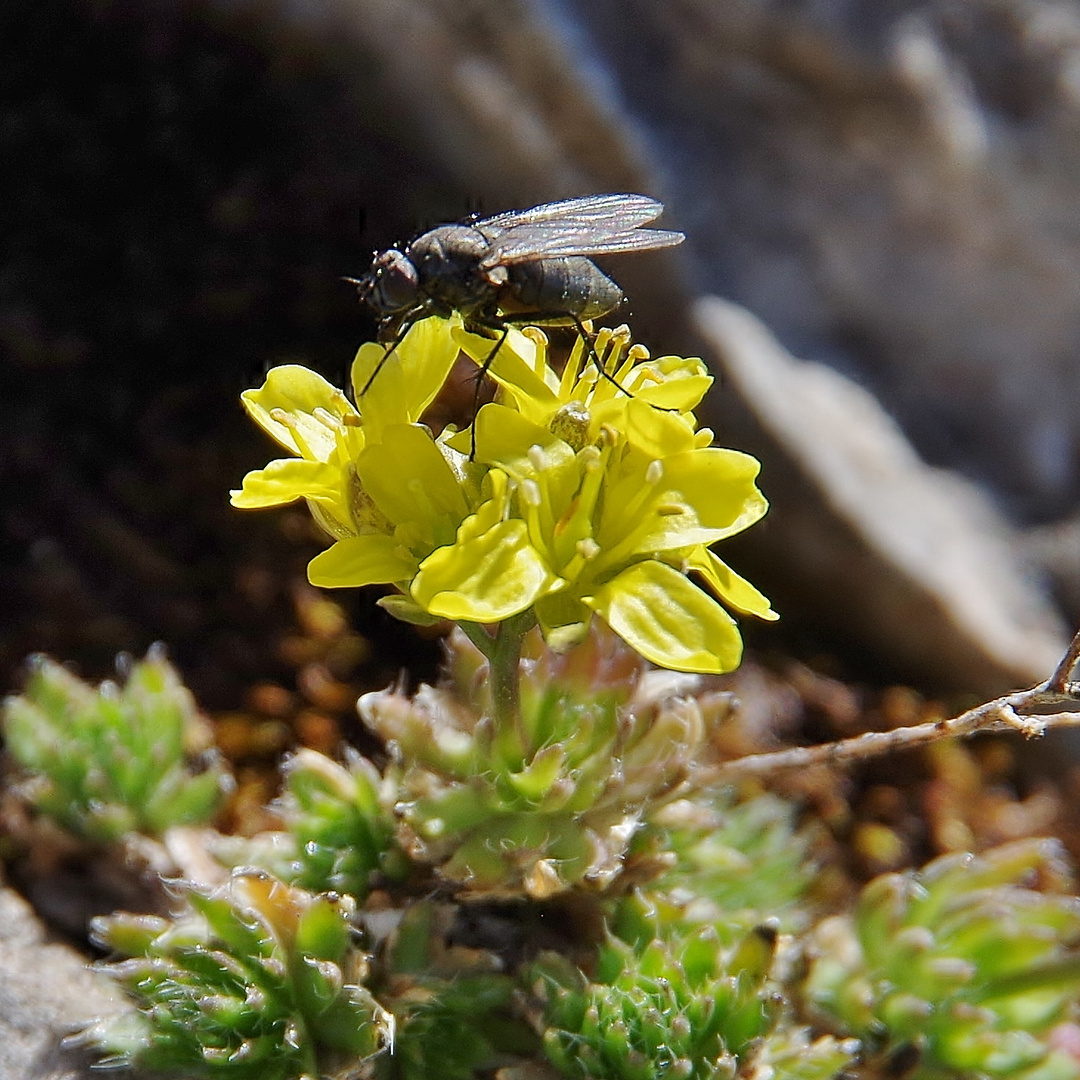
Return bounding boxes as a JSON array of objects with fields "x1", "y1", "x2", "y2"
[{"x1": 358, "y1": 248, "x2": 420, "y2": 317}]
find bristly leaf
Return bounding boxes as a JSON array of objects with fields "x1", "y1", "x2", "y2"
[{"x1": 80, "y1": 870, "x2": 393, "y2": 1079}]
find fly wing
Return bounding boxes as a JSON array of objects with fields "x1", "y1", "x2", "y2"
[
  {"x1": 481, "y1": 224, "x2": 684, "y2": 267},
  {"x1": 476, "y1": 194, "x2": 682, "y2": 268},
  {"x1": 477, "y1": 193, "x2": 665, "y2": 235}
]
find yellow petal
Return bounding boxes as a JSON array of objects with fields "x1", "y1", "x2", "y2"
[
  {"x1": 412, "y1": 520, "x2": 551, "y2": 622},
  {"x1": 687, "y1": 548, "x2": 779, "y2": 621},
  {"x1": 453, "y1": 324, "x2": 559, "y2": 423},
  {"x1": 308, "y1": 535, "x2": 416, "y2": 589},
  {"x1": 357, "y1": 425, "x2": 469, "y2": 541},
  {"x1": 586, "y1": 560, "x2": 743, "y2": 674},
  {"x1": 241, "y1": 365, "x2": 356, "y2": 460},
  {"x1": 625, "y1": 355, "x2": 713, "y2": 412},
  {"x1": 230, "y1": 458, "x2": 343, "y2": 509},
  {"x1": 599, "y1": 469, "x2": 735, "y2": 556},
  {"x1": 660, "y1": 448, "x2": 769, "y2": 536},
  {"x1": 352, "y1": 317, "x2": 461, "y2": 438},
  {"x1": 595, "y1": 398, "x2": 698, "y2": 459},
  {"x1": 452, "y1": 404, "x2": 567, "y2": 470}
]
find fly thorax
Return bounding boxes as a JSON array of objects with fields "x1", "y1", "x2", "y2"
[{"x1": 407, "y1": 226, "x2": 496, "y2": 312}]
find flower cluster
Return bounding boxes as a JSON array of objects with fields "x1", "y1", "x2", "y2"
[{"x1": 233, "y1": 317, "x2": 774, "y2": 675}]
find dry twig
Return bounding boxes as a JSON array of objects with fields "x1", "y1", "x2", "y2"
[{"x1": 710, "y1": 627, "x2": 1080, "y2": 782}]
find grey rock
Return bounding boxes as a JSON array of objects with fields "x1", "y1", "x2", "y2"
[
  {"x1": 696, "y1": 296, "x2": 1068, "y2": 694},
  {"x1": 564, "y1": 0, "x2": 1080, "y2": 521},
  {"x1": 0, "y1": 881, "x2": 135, "y2": 1080}
]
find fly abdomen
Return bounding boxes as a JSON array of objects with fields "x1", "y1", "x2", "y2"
[{"x1": 502, "y1": 257, "x2": 623, "y2": 324}]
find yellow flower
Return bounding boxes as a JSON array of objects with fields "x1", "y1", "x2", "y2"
[
  {"x1": 427, "y1": 323, "x2": 775, "y2": 672},
  {"x1": 305, "y1": 427, "x2": 557, "y2": 626},
  {"x1": 231, "y1": 317, "x2": 461, "y2": 539},
  {"x1": 233, "y1": 316, "x2": 775, "y2": 674},
  {"x1": 230, "y1": 363, "x2": 366, "y2": 539},
  {"x1": 423, "y1": 398, "x2": 773, "y2": 672},
  {"x1": 450, "y1": 322, "x2": 712, "y2": 449}
]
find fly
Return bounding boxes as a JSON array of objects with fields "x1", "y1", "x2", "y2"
[{"x1": 346, "y1": 193, "x2": 684, "y2": 396}]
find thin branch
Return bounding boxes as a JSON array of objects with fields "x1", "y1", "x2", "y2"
[
  {"x1": 708, "y1": 631, "x2": 1080, "y2": 783},
  {"x1": 1048, "y1": 625, "x2": 1080, "y2": 693}
]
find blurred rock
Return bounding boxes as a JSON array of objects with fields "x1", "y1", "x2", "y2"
[
  {"x1": 696, "y1": 297, "x2": 1068, "y2": 695},
  {"x1": 311, "y1": 0, "x2": 1080, "y2": 683},
  {"x1": 0, "y1": 880, "x2": 135, "y2": 1080},
  {"x1": 1022, "y1": 513, "x2": 1080, "y2": 625},
  {"x1": 562, "y1": 0, "x2": 1080, "y2": 522}
]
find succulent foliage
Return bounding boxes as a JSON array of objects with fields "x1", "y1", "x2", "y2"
[
  {"x1": 361, "y1": 628, "x2": 713, "y2": 898},
  {"x1": 805, "y1": 839, "x2": 1080, "y2": 1080},
  {"x1": 375, "y1": 900, "x2": 536, "y2": 1080},
  {"x1": 1, "y1": 648, "x2": 230, "y2": 841},
  {"x1": 532, "y1": 898, "x2": 854, "y2": 1080},
  {"x1": 230, "y1": 747, "x2": 407, "y2": 901},
  {"x1": 85, "y1": 870, "x2": 392, "y2": 1079},
  {"x1": 638, "y1": 790, "x2": 820, "y2": 940}
]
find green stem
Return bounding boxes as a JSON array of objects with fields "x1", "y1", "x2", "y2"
[
  {"x1": 459, "y1": 621, "x2": 496, "y2": 661},
  {"x1": 459, "y1": 612, "x2": 536, "y2": 745}
]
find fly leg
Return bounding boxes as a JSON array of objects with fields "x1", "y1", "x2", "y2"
[
  {"x1": 460, "y1": 317, "x2": 511, "y2": 460},
  {"x1": 356, "y1": 306, "x2": 429, "y2": 396},
  {"x1": 567, "y1": 314, "x2": 633, "y2": 397},
  {"x1": 461, "y1": 315, "x2": 641, "y2": 460},
  {"x1": 497, "y1": 312, "x2": 634, "y2": 398}
]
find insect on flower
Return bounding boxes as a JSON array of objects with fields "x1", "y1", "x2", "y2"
[{"x1": 346, "y1": 193, "x2": 684, "y2": 394}]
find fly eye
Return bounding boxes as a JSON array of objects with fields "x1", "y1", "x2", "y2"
[{"x1": 372, "y1": 250, "x2": 419, "y2": 311}]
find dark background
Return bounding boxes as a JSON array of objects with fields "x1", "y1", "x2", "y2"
[{"x1": 0, "y1": 0, "x2": 466, "y2": 704}]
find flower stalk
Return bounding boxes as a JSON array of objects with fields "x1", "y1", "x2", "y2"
[{"x1": 459, "y1": 609, "x2": 537, "y2": 741}]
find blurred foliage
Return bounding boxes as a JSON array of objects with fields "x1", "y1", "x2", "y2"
[
  {"x1": 1, "y1": 647, "x2": 230, "y2": 842},
  {"x1": 805, "y1": 840, "x2": 1080, "y2": 1080}
]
